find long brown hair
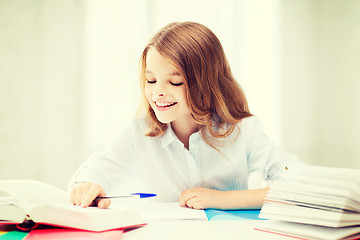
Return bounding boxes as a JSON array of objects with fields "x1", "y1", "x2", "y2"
[{"x1": 138, "y1": 22, "x2": 252, "y2": 147}]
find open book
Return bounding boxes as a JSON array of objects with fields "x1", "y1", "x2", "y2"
[
  {"x1": 0, "y1": 179, "x2": 207, "y2": 232},
  {"x1": 0, "y1": 179, "x2": 146, "y2": 231},
  {"x1": 258, "y1": 165, "x2": 360, "y2": 240}
]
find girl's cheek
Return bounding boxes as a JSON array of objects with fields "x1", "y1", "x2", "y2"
[{"x1": 144, "y1": 86, "x2": 152, "y2": 100}]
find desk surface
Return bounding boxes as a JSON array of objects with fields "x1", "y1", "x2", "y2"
[
  {"x1": 0, "y1": 221, "x2": 292, "y2": 240},
  {"x1": 122, "y1": 208, "x2": 290, "y2": 240},
  {"x1": 122, "y1": 220, "x2": 291, "y2": 240},
  {"x1": 0, "y1": 209, "x2": 290, "y2": 240}
]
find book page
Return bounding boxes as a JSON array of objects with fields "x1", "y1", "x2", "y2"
[
  {"x1": 111, "y1": 201, "x2": 208, "y2": 222},
  {"x1": 286, "y1": 165, "x2": 360, "y2": 185},
  {"x1": 0, "y1": 202, "x2": 27, "y2": 223},
  {"x1": 0, "y1": 194, "x2": 28, "y2": 222},
  {"x1": 30, "y1": 204, "x2": 144, "y2": 231},
  {"x1": 260, "y1": 203, "x2": 360, "y2": 227},
  {"x1": 257, "y1": 220, "x2": 360, "y2": 240},
  {"x1": 0, "y1": 179, "x2": 69, "y2": 211}
]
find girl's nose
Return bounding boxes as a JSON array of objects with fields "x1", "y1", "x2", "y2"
[
  {"x1": 153, "y1": 91, "x2": 165, "y2": 97},
  {"x1": 152, "y1": 84, "x2": 165, "y2": 97}
]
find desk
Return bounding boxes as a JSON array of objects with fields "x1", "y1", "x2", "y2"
[
  {"x1": 0, "y1": 210, "x2": 290, "y2": 240},
  {"x1": 122, "y1": 220, "x2": 291, "y2": 240},
  {"x1": 121, "y1": 209, "x2": 290, "y2": 240},
  {"x1": 0, "y1": 221, "x2": 291, "y2": 240}
]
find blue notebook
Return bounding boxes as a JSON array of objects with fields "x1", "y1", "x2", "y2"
[
  {"x1": 205, "y1": 209, "x2": 265, "y2": 221},
  {"x1": 0, "y1": 231, "x2": 28, "y2": 240}
]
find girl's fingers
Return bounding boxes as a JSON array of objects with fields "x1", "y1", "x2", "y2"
[
  {"x1": 98, "y1": 199, "x2": 111, "y2": 209},
  {"x1": 185, "y1": 196, "x2": 201, "y2": 209},
  {"x1": 179, "y1": 190, "x2": 196, "y2": 207},
  {"x1": 192, "y1": 201, "x2": 205, "y2": 210},
  {"x1": 73, "y1": 185, "x2": 83, "y2": 206},
  {"x1": 81, "y1": 183, "x2": 102, "y2": 207},
  {"x1": 70, "y1": 187, "x2": 76, "y2": 205},
  {"x1": 70, "y1": 182, "x2": 109, "y2": 208}
]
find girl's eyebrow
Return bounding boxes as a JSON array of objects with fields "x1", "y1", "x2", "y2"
[
  {"x1": 169, "y1": 71, "x2": 181, "y2": 76},
  {"x1": 145, "y1": 70, "x2": 181, "y2": 76}
]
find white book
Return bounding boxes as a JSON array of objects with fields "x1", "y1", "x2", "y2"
[
  {"x1": 0, "y1": 179, "x2": 145, "y2": 231},
  {"x1": 256, "y1": 220, "x2": 360, "y2": 240},
  {"x1": 0, "y1": 179, "x2": 207, "y2": 231},
  {"x1": 265, "y1": 181, "x2": 360, "y2": 212},
  {"x1": 260, "y1": 203, "x2": 360, "y2": 227},
  {"x1": 259, "y1": 165, "x2": 360, "y2": 239},
  {"x1": 285, "y1": 165, "x2": 360, "y2": 185}
]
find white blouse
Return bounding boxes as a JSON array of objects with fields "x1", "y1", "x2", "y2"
[{"x1": 68, "y1": 116, "x2": 302, "y2": 201}]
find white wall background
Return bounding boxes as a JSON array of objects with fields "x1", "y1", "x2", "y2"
[
  {"x1": 281, "y1": 0, "x2": 360, "y2": 168},
  {"x1": 1, "y1": 0, "x2": 359, "y2": 190}
]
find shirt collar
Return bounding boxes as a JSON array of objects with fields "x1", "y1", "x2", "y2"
[
  {"x1": 160, "y1": 124, "x2": 202, "y2": 148},
  {"x1": 160, "y1": 124, "x2": 178, "y2": 148}
]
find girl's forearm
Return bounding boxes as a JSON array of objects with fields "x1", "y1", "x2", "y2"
[{"x1": 220, "y1": 187, "x2": 269, "y2": 210}]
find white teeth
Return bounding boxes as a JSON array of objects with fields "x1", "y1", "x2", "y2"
[{"x1": 156, "y1": 102, "x2": 175, "y2": 107}]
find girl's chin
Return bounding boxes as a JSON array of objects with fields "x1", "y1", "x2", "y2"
[
  {"x1": 155, "y1": 117, "x2": 172, "y2": 124},
  {"x1": 153, "y1": 112, "x2": 174, "y2": 124}
]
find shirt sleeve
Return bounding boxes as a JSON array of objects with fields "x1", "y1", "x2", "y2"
[
  {"x1": 245, "y1": 117, "x2": 305, "y2": 181},
  {"x1": 67, "y1": 120, "x2": 141, "y2": 194}
]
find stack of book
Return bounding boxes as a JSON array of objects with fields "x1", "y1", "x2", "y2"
[{"x1": 257, "y1": 165, "x2": 360, "y2": 240}]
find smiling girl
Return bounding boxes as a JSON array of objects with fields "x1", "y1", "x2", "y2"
[{"x1": 69, "y1": 22, "x2": 302, "y2": 210}]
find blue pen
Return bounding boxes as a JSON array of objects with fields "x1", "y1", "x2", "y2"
[{"x1": 95, "y1": 193, "x2": 157, "y2": 200}]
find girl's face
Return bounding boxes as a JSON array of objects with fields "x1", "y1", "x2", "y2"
[{"x1": 144, "y1": 48, "x2": 191, "y2": 125}]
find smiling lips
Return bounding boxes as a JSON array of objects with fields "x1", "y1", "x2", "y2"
[{"x1": 154, "y1": 101, "x2": 177, "y2": 111}]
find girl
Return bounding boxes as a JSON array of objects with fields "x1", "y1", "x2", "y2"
[{"x1": 69, "y1": 22, "x2": 302, "y2": 210}]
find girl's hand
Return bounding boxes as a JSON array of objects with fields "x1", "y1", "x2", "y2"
[
  {"x1": 179, "y1": 187, "x2": 226, "y2": 210},
  {"x1": 69, "y1": 182, "x2": 111, "y2": 209}
]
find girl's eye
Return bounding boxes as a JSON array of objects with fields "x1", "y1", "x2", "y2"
[
  {"x1": 147, "y1": 80, "x2": 156, "y2": 84},
  {"x1": 170, "y1": 82, "x2": 184, "y2": 86}
]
